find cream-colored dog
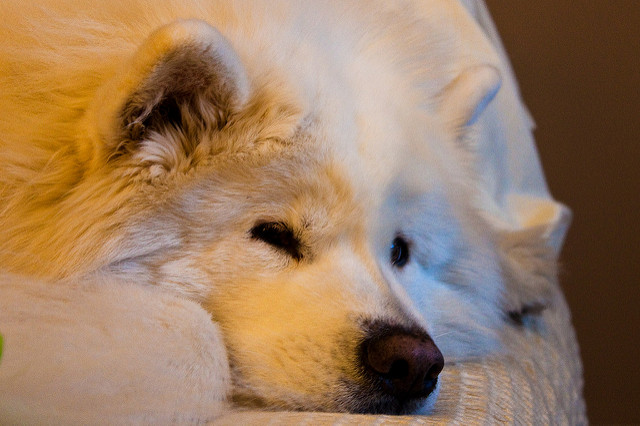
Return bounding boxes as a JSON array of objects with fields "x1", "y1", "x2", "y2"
[{"x1": 0, "y1": 0, "x2": 556, "y2": 422}]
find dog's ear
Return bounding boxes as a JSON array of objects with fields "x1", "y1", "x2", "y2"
[
  {"x1": 498, "y1": 226, "x2": 559, "y2": 324},
  {"x1": 88, "y1": 19, "x2": 249, "y2": 171},
  {"x1": 437, "y1": 65, "x2": 501, "y2": 135},
  {"x1": 498, "y1": 199, "x2": 571, "y2": 323}
]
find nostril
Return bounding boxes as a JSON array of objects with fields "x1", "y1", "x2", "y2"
[
  {"x1": 427, "y1": 358, "x2": 444, "y2": 379},
  {"x1": 387, "y1": 359, "x2": 410, "y2": 380},
  {"x1": 422, "y1": 359, "x2": 444, "y2": 394}
]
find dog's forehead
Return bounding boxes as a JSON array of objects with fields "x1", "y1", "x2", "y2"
[
  {"x1": 259, "y1": 142, "x2": 371, "y2": 231},
  {"x1": 179, "y1": 62, "x2": 410, "y2": 237},
  {"x1": 184, "y1": 133, "x2": 367, "y2": 233}
]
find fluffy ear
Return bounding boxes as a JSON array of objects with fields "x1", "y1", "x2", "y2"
[
  {"x1": 498, "y1": 226, "x2": 559, "y2": 324},
  {"x1": 497, "y1": 197, "x2": 572, "y2": 323},
  {"x1": 88, "y1": 19, "x2": 249, "y2": 170},
  {"x1": 438, "y1": 65, "x2": 501, "y2": 134}
]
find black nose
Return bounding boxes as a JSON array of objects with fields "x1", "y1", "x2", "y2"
[{"x1": 362, "y1": 327, "x2": 444, "y2": 399}]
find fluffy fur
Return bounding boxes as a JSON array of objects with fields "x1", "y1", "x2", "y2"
[
  {"x1": 0, "y1": 273, "x2": 230, "y2": 423},
  {"x1": 0, "y1": 0, "x2": 559, "y2": 421}
]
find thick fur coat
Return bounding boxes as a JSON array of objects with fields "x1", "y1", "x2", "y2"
[{"x1": 0, "y1": 0, "x2": 561, "y2": 421}]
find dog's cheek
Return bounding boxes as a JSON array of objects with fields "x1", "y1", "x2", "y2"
[{"x1": 207, "y1": 276, "x2": 359, "y2": 409}]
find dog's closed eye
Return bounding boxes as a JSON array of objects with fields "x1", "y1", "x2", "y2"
[{"x1": 250, "y1": 222, "x2": 303, "y2": 261}]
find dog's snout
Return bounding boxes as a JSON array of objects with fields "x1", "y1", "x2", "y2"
[{"x1": 362, "y1": 327, "x2": 444, "y2": 400}]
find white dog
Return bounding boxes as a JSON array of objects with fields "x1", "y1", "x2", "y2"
[{"x1": 0, "y1": 0, "x2": 558, "y2": 422}]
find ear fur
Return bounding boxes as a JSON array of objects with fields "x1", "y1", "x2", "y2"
[
  {"x1": 498, "y1": 226, "x2": 559, "y2": 323},
  {"x1": 89, "y1": 19, "x2": 249, "y2": 170},
  {"x1": 438, "y1": 65, "x2": 501, "y2": 134}
]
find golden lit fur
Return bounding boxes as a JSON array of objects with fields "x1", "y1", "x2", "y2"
[{"x1": 0, "y1": 0, "x2": 559, "y2": 420}]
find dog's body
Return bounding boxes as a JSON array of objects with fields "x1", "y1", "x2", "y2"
[{"x1": 0, "y1": 0, "x2": 559, "y2": 420}]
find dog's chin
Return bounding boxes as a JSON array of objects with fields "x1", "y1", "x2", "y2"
[
  {"x1": 350, "y1": 395, "x2": 430, "y2": 416},
  {"x1": 340, "y1": 377, "x2": 441, "y2": 415},
  {"x1": 412, "y1": 379, "x2": 441, "y2": 415},
  {"x1": 231, "y1": 377, "x2": 440, "y2": 415}
]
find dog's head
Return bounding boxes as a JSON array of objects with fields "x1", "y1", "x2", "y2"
[{"x1": 79, "y1": 19, "x2": 450, "y2": 414}]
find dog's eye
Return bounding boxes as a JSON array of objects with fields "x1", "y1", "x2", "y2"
[
  {"x1": 250, "y1": 222, "x2": 303, "y2": 260},
  {"x1": 390, "y1": 236, "x2": 410, "y2": 268}
]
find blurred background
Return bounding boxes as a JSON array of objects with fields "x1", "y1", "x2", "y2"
[{"x1": 485, "y1": 1, "x2": 640, "y2": 423}]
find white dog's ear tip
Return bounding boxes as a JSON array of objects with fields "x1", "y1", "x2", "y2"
[
  {"x1": 439, "y1": 64, "x2": 502, "y2": 130},
  {"x1": 464, "y1": 65, "x2": 501, "y2": 126}
]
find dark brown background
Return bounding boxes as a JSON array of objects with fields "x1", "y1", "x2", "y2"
[{"x1": 485, "y1": 1, "x2": 640, "y2": 423}]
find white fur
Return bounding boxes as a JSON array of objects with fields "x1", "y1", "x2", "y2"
[
  {"x1": 0, "y1": 273, "x2": 229, "y2": 424},
  {"x1": 0, "y1": 0, "x2": 559, "y2": 421}
]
